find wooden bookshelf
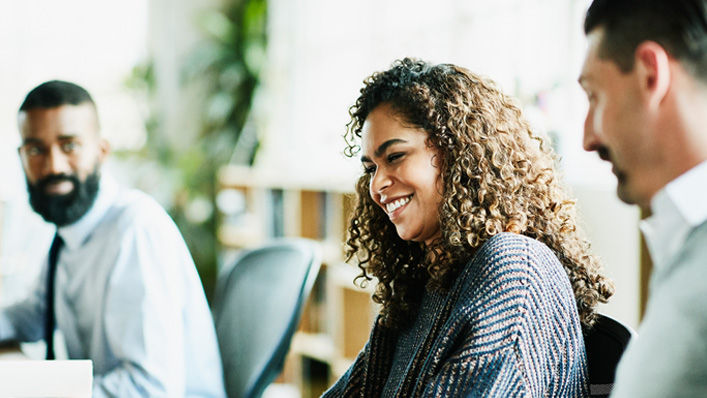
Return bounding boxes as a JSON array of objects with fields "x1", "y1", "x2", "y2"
[{"x1": 216, "y1": 165, "x2": 375, "y2": 396}]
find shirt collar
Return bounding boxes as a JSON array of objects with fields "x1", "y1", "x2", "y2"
[
  {"x1": 640, "y1": 160, "x2": 707, "y2": 271},
  {"x1": 57, "y1": 174, "x2": 118, "y2": 250}
]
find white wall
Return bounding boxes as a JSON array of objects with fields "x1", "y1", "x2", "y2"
[
  {"x1": 571, "y1": 183, "x2": 641, "y2": 329},
  {"x1": 257, "y1": 0, "x2": 595, "y2": 183}
]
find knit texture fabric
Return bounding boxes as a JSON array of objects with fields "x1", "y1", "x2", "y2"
[{"x1": 323, "y1": 232, "x2": 589, "y2": 397}]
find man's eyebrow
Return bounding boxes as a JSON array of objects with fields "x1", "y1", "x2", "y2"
[
  {"x1": 21, "y1": 134, "x2": 79, "y2": 145},
  {"x1": 360, "y1": 138, "x2": 407, "y2": 163},
  {"x1": 21, "y1": 137, "x2": 42, "y2": 145},
  {"x1": 57, "y1": 134, "x2": 80, "y2": 140}
]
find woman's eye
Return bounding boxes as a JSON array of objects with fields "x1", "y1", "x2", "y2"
[
  {"x1": 363, "y1": 165, "x2": 376, "y2": 174},
  {"x1": 387, "y1": 153, "x2": 404, "y2": 163}
]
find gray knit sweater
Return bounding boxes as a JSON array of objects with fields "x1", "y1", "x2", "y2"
[{"x1": 323, "y1": 232, "x2": 589, "y2": 397}]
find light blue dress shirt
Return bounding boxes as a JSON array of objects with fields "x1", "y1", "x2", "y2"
[
  {"x1": 611, "y1": 160, "x2": 707, "y2": 397},
  {"x1": 0, "y1": 175, "x2": 226, "y2": 397}
]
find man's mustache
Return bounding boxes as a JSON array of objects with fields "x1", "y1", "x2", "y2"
[
  {"x1": 34, "y1": 174, "x2": 79, "y2": 194},
  {"x1": 597, "y1": 146, "x2": 611, "y2": 162}
]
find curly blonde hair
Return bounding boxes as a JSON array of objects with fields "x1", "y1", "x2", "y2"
[{"x1": 345, "y1": 58, "x2": 613, "y2": 329}]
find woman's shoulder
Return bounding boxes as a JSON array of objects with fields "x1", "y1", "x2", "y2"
[
  {"x1": 452, "y1": 232, "x2": 572, "y2": 309},
  {"x1": 463, "y1": 232, "x2": 559, "y2": 275},
  {"x1": 477, "y1": 231, "x2": 553, "y2": 256},
  {"x1": 449, "y1": 232, "x2": 579, "y2": 338},
  {"x1": 441, "y1": 233, "x2": 575, "y2": 353}
]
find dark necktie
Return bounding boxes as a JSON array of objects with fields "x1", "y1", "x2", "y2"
[{"x1": 45, "y1": 233, "x2": 63, "y2": 360}]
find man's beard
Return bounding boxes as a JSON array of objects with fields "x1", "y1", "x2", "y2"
[{"x1": 26, "y1": 168, "x2": 101, "y2": 227}]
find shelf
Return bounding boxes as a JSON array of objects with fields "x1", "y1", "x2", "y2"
[
  {"x1": 290, "y1": 332, "x2": 335, "y2": 363},
  {"x1": 218, "y1": 165, "x2": 354, "y2": 193}
]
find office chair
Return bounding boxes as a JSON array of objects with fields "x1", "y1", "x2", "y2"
[
  {"x1": 584, "y1": 313, "x2": 636, "y2": 398},
  {"x1": 212, "y1": 238, "x2": 322, "y2": 398}
]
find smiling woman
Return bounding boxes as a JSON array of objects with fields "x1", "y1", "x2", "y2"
[
  {"x1": 323, "y1": 58, "x2": 614, "y2": 397},
  {"x1": 360, "y1": 104, "x2": 443, "y2": 245}
]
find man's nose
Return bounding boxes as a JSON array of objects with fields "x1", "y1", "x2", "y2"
[
  {"x1": 583, "y1": 113, "x2": 600, "y2": 152},
  {"x1": 44, "y1": 145, "x2": 72, "y2": 176}
]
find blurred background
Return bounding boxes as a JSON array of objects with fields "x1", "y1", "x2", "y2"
[{"x1": 0, "y1": 0, "x2": 643, "y2": 396}]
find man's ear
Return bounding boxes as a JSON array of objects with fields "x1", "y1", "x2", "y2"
[
  {"x1": 97, "y1": 138, "x2": 111, "y2": 164},
  {"x1": 634, "y1": 41, "x2": 671, "y2": 110}
]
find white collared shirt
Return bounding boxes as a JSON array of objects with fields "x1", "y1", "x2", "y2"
[
  {"x1": 640, "y1": 160, "x2": 707, "y2": 278},
  {"x1": 0, "y1": 175, "x2": 226, "y2": 397},
  {"x1": 612, "y1": 160, "x2": 707, "y2": 397}
]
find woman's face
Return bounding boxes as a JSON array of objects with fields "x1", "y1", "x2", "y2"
[{"x1": 360, "y1": 103, "x2": 442, "y2": 246}]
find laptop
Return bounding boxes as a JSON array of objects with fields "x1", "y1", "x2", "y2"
[{"x1": 0, "y1": 360, "x2": 92, "y2": 397}]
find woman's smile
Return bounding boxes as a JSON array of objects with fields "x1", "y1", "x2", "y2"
[{"x1": 384, "y1": 194, "x2": 412, "y2": 217}]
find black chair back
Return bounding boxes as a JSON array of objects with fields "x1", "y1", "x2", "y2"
[{"x1": 584, "y1": 313, "x2": 635, "y2": 397}]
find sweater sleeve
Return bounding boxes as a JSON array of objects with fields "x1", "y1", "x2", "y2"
[{"x1": 420, "y1": 345, "x2": 528, "y2": 397}]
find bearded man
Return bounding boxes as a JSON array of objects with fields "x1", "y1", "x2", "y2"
[{"x1": 0, "y1": 80, "x2": 225, "y2": 397}]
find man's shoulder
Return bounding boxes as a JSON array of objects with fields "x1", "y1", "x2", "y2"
[
  {"x1": 617, "y1": 229, "x2": 707, "y2": 398},
  {"x1": 661, "y1": 221, "x2": 707, "y2": 282},
  {"x1": 647, "y1": 222, "x2": 707, "y2": 322},
  {"x1": 98, "y1": 186, "x2": 174, "y2": 235},
  {"x1": 683, "y1": 221, "x2": 707, "y2": 252}
]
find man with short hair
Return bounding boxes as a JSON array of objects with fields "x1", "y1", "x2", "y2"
[
  {"x1": 579, "y1": 1, "x2": 707, "y2": 396},
  {"x1": 0, "y1": 80, "x2": 226, "y2": 397}
]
